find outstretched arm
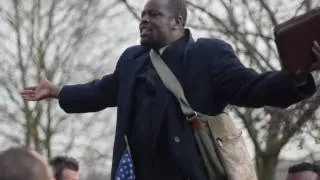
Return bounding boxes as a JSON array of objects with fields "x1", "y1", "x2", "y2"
[
  {"x1": 58, "y1": 72, "x2": 119, "y2": 113},
  {"x1": 205, "y1": 39, "x2": 319, "y2": 108},
  {"x1": 21, "y1": 56, "x2": 123, "y2": 113},
  {"x1": 21, "y1": 71, "x2": 119, "y2": 113}
]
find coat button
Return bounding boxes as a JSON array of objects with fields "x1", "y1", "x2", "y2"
[{"x1": 174, "y1": 136, "x2": 181, "y2": 143}]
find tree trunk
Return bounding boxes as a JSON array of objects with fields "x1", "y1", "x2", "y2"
[{"x1": 256, "y1": 154, "x2": 279, "y2": 180}]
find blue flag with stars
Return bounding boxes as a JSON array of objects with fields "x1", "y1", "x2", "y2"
[{"x1": 115, "y1": 136, "x2": 135, "y2": 180}]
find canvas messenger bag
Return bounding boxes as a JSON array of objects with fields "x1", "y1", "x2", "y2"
[{"x1": 149, "y1": 50, "x2": 257, "y2": 180}]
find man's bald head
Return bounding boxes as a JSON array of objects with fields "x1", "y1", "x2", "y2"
[
  {"x1": 0, "y1": 147, "x2": 53, "y2": 180},
  {"x1": 166, "y1": 0, "x2": 187, "y2": 26}
]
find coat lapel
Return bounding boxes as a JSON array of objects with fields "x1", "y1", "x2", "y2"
[
  {"x1": 149, "y1": 30, "x2": 196, "y2": 149},
  {"x1": 112, "y1": 47, "x2": 151, "y2": 179},
  {"x1": 116, "y1": 49, "x2": 149, "y2": 137},
  {"x1": 117, "y1": 48, "x2": 172, "y2": 154},
  {"x1": 150, "y1": 72, "x2": 172, "y2": 149}
]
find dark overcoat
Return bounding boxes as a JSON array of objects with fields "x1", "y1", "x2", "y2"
[{"x1": 58, "y1": 31, "x2": 315, "y2": 180}]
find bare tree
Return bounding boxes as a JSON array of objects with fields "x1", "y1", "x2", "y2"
[
  {"x1": 0, "y1": 0, "x2": 133, "y2": 175},
  {"x1": 120, "y1": 0, "x2": 320, "y2": 179}
]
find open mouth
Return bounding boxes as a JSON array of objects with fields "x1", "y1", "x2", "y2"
[
  {"x1": 141, "y1": 29, "x2": 151, "y2": 36},
  {"x1": 140, "y1": 27, "x2": 152, "y2": 37}
]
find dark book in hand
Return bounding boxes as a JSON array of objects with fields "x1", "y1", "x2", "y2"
[{"x1": 274, "y1": 8, "x2": 320, "y2": 72}]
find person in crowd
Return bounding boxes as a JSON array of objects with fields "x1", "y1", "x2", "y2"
[
  {"x1": 0, "y1": 147, "x2": 54, "y2": 180},
  {"x1": 286, "y1": 162, "x2": 319, "y2": 180},
  {"x1": 50, "y1": 155, "x2": 80, "y2": 180}
]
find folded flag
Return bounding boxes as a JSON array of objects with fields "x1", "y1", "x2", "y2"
[{"x1": 115, "y1": 136, "x2": 135, "y2": 180}]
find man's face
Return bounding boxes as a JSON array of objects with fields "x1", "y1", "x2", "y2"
[
  {"x1": 139, "y1": 0, "x2": 176, "y2": 49},
  {"x1": 62, "y1": 169, "x2": 80, "y2": 180}
]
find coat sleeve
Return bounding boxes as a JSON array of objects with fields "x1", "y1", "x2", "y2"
[
  {"x1": 203, "y1": 39, "x2": 316, "y2": 108},
  {"x1": 58, "y1": 52, "x2": 125, "y2": 113}
]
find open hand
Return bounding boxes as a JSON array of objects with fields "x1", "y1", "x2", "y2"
[{"x1": 20, "y1": 77, "x2": 60, "y2": 101}]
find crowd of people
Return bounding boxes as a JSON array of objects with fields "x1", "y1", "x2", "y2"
[
  {"x1": 0, "y1": 147, "x2": 80, "y2": 180},
  {"x1": 1, "y1": 146, "x2": 320, "y2": 180}
]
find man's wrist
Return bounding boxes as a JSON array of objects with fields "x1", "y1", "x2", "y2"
[{"x1": 50, "y1": 86, "x2": 61, "y2": 98}]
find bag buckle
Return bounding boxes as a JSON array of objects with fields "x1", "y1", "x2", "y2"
[
  {"x1": 186, "y1": 112, "x2": 198, "y2": 121},
  {"x1": 187, "y1": 112, "x2": 203, "y2": 130}
]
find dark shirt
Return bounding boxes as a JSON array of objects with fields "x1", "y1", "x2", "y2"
[{"x1": 128, "y1": 36, "x2": 189, "y2": 180}]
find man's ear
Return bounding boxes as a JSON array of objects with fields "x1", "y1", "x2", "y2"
[{"x1": 172, "y1": 15, "x2": 184, "y2": 30}]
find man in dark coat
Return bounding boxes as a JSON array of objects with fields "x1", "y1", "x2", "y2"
[{"x1": 21, "y1": 0, "x2": 320, "y2": 179}]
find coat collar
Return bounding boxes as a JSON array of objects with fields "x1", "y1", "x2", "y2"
[{"x1": 161, "y1": 29, "x2": 194, "y2": 57}]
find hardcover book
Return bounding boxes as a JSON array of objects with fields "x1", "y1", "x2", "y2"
[{"x1": 274, "y1": 8, "x2": 320, "y2": 72}]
